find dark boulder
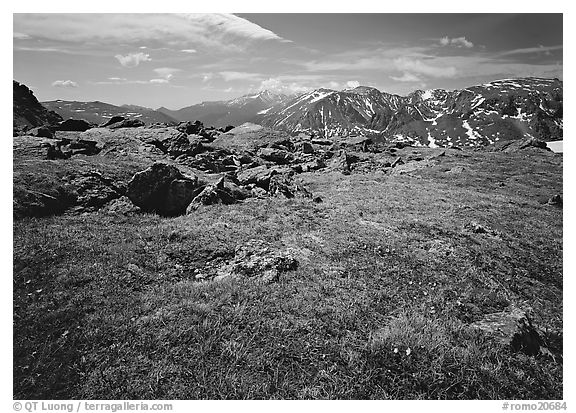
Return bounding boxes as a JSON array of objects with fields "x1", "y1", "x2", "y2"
[
  {"x1": 108, "y1": 118, "x2": 145, "y2": 129},
  {"x1": 57, "y1": 119, "x2": 95, "y2": 132},
  {"x1": 28, "y1": 126, "x2": 54, "y2": 138},
  {"x1": 100, "y1": 116, "x2": 125, "y2": 127},
  {"x1": 126, "y1": 163, "x2": 199, "y2": 216}
]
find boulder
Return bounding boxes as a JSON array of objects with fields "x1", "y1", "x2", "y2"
[
  {"x1": 237, "y1": 165, "x2": 278, "y2": 190},
  {"x1": 269, "y1": 173, "x2": 312, "y2": 199},
  {"x1": 177, "y1": 120, "x2": 205, "y2": 135},
  {"x1": 299, "y1": 141, "x2": 315, "y2": 154},
  {"x1": 62, "y1": 139, "x2": 101, "y2": 156},
  {"x1": 28, "y1": 126, "x2": 54, "y2": 138},
  {"x1": 108, "y1": 118, "x2": 145, "y2": 129},
  {"x1": 186, "y1": 177, "x2": 236, "y2": 212},
  {"x1": 215, "y1": 239, "x2": 298, "y2": 283},
  {"x1": 330, "y1": 150, "x2": 351, "y2": 174},
  {"x1": 126, "y1": 163, "x2": 199, "y2": 216},
  {"x1": 57, "y1": 119, "x2": 94, "y2": 132},
  {"x1": 100, "y1": 116, "x2": 125, "y2": 127},
  {"x1": 257, "y1": 147, "x2": 294, "y2": 164},
  {"x1": 469, "y1": 306, "x2": 544, "y2": 356},
  {"x1": 547, "y1": 194, "x2": 563, "y2": 207},
  {"x1": 68, "y1": 171, "x2": 123, "y2": 212}
]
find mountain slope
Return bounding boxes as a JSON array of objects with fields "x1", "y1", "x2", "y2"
[
  {"x1": 13, "y1": 81, "x2": 63, "y2": 133},
  {"x1": 257, "y1": 86, "x2": 404, "y2": 138},
  {"x1": 42, "y1": 100, "x2": 178, "y2": 125},
  {"x1": 257, "y1": 78, "x2": 563, "y2": 148},
  {"x1": 160, "y1": 90, "x2": 288, "y2": 128}
]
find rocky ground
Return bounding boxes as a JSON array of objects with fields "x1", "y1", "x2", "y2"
[{"x1": 13, "y1": 121, "x2": 563, "y2": 399}]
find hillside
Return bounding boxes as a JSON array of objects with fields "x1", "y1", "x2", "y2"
[
  {"x1": 13, "y1": 80, "x2": 63, "y2": 133},
  {"x1": 42, "y1": 100, "x2": 179, "y2": 125},
  {"x1": 13, "y1": 119, "x2": 563, "y2": 400}
]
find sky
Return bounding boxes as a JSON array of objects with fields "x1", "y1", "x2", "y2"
[{"x1": 13, "y1": 13, "x2": 563, "y2": 109}]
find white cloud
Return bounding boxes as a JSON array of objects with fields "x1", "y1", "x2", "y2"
[
  {"x1": 498, "y1": 45, "x2": 562, "y2": 56},
  {"x1": 394, "y1": 57, "x2": 457, "y2": 78},
  {"x1": 13, "y1": 32, "x2": 30, "y2": 39},
  {"x1": 153, "y1": 67, "x2": 181, "y2": 80},
  {"x1": 439, "y1": 36, "x2": 474, "y2": 48},
  {"x1": 219, "y1": 71, "x2": 263, "y2": 82},
  {"x1": 391, "y1": 72, "x2": 421, "y2": 82},
  {"x1": 346, "y1": 80, "x2": 360, "y2": 88},
  {"x1": 258, "y1": 78, "x2": 310, "y2": 94},
  {"x1": 181, "y1": 49, "x2": 197, "y2": 53},
  {"x1": 14, "y1": 14, "x2": 287, "y2": 52},
  {"x1": 149, "y1": 79, "x2": 170, "y2": 84},
  {"x1": 52, "y1": 80, "x2": 79, "y2": 88},
  {"x1": 115, "y1": 52, "x2": 151, "y2": 68}
]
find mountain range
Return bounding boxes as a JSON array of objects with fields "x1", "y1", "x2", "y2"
[
  {"x1": 28, "y1": 77, "x2": 562, "y2": 148},
  {"x1": 42, "y1": 100, "x2": 179, "y2": 125},
  {"x1": 157, "y1": 90, "x2": 287, "y2": 127}
]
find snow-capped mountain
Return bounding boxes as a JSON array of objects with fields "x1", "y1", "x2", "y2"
[
  {"x1": 256, "y1": 86, "x2": 405, "y2": 138},
  {"x1": 42, "y1": 100, "x2": 179, "y2": 125},
  {"x1": 256, "y1": 77, "x2": 562, "y2": 148},
  {"x1": 159, "y1": 90, "x2": 288, "y2": 127}
]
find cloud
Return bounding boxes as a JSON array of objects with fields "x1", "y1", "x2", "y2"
[
  {"x1": 181, "y1": 49, "x2": 197, "y2": 53},
  {"x1": 13, "y1": 32, "x2": 30, "y2": 39},
  {"x1": 346, "y1": 80, "x2": 360, "y2": 88},
  {"x1": 498, "y1": 45, "x2": 562, "y2": 56},
  {"x1": 219, "y1": 71, "x2": 263, "y2": 82},
  {"x1": 52, "y1": 80, "x2": 79, "y2": 88},
  {"x1": 439, "y1": 36, "x2": 474, "y2": 48},
  {"x1": 14, "y1": 14, "x2": 288, "y2": 52},
  {"x1": 394, "y1": 58, "x2": 457, "y2": 78},
  {"x1": 115, "y1": 52, "x2": 151, "y2": 68},
  {"x1": 149, "y1": 79, "x2": 169, "y2": 84},
  {"x1": 153, "y1": 67, "x2": 181, "y2": 80},
  {"x1": 258, "y1": 78, "x2": 311, "y2": 94},
  {"x1": 391, "y1": 72, "x2": 421, "y2": 82},
  {"x1": 201, "y1": 73, "x2": 214, "y2": 83}
]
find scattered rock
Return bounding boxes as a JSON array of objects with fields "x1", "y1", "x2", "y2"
[
  {"x1": 100, "y1": 116, "x2": 125, "y2": 127},
  {"x1": 237, "y1": 165, "x2": 278, "y2": 190},
  {"x1": 299, "y1": 141, "x2": 315, "y2": 154},
  {"x1": 547, "y1": 194, "x2": 562, "y2": 207},
  {"x1": 108, "y1": 118, "x2": 145, "y2": 129},
  {"x1": 269, "y1": 173, "x2": 312, "y2": 199},
  {"x1": 464, "y1": 221, "x2": 499, "y2": 236},
  {"x1": 57, "y1": 119, "x2": 95, "y2": 132},
  {"x1": 469, "y1": 306, "x2": 545, "y2": 356},
  {"x1": 126, "y1": 163, "x2": 199, "y2": 216},
  {"x1": 446, "y1": 165, "x2": 465, "y2": 174},
  {"x1": 257, "y1": 147, "x2": 294, "y2": 164},
  {"x1": 186, "y1": 176, "x2": 236, "y2": 212},
  {"x1": 215, "y1": 239, "x2": 298, "y2": 283},
  {"x1": 330, "y1": 150, "x2": 351, "y2": 174}
]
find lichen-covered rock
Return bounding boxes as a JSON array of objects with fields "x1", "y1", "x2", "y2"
[
  {"x1": 215, "y1": 239, "x2": 298, "y2": 283},
  {"x1": 469, "y1": 306, "x2": 545, "y2": 356}
]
